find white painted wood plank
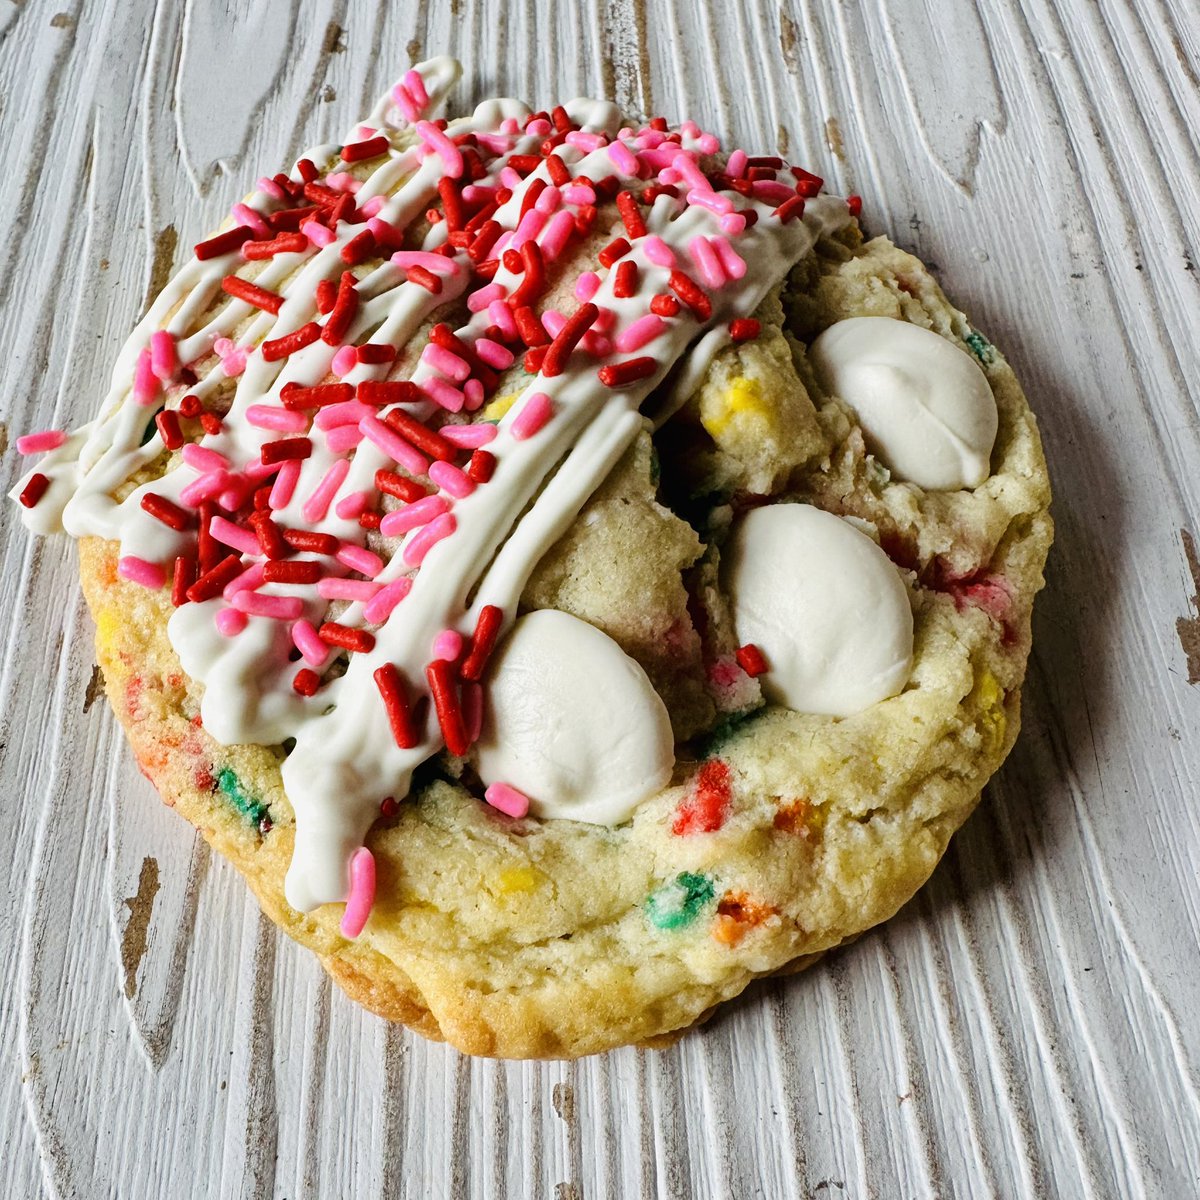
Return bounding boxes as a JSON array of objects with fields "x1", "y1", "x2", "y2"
[{"x1": 2, "y1": 0, "x2": 1199, "y2": 1196}]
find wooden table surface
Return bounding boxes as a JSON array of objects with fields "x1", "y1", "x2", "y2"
[{"x1": 1, "y1": 0, "x2": 1197, "y2": 1195}]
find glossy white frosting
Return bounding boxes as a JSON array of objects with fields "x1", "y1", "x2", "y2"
[
  {"x1": 809, "y1": 316, "x2": 998, "y2": 490},
  {"x1": 725, "y1": 504, "x2": 913, "y2": 716},
  {"x1": 473, "y1": 610, "x2": 674, "y2": 824}
]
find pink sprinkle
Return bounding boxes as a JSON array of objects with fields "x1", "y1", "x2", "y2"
[
  {"x1": 209, "y1": 514, "x2": 263, "y2": 557},
  {"x1": 331, "y1": 345, "x2": 358, "y2": 377},
  {"x1": 474, "y1": 338, "x2": 514, "y2": 369},
  {"x1": 566, "y1": 131, "x2": 604, "y2": 152},
  {"x1": 315, "y1": 400, "x2": 374, "y2": 430},
  {"x1": 462, "y1": 681, "x2": 483, "y2": 743},
  {"x1": 361, "y1": 196, "x2": 385, "y2": 218},
  {"x1": 118, "y1": 556, "x2": 165, "y2": 589},
  {"x1": 326, "y1": 172, "x2": 361, "y2": 194},
  {"x1": 686, "y1": 188, "x2": 733, "y2": 215},
  {"x1": 223, "y1": 562, "x2": 264, "y2": 601},
  {"x1": 464, "y1": 379, "x2": 485, "y2": 411},
  {"x1": 340, "y1": 847, "x2": 376, "y2": 939},
  {"x1": 336, "y1": 543, "x2": 384, "y2": 577},
  {"x1": 438, "y1": 422, "x2": 497, "y2": 448},
  {"x1": 616, "y1": 314, "x2": 668, "y2": 353},
  {"x1": 656, "y1": 166, "x2": 681, "y2": 185},
  {"x1": 379, "y1": 494, "x2": 450, "y2": 537},
  {"x1": 231, "y1": 203, "x2": 270, "y2": 239},
  {"x1": 696, "y1": 133, "x2": 720, "y2": 155},
  {"x1": 484, "y1": 782, "x2": 530, "y2": 819},
  {"x1": 150, "y1": 331, "x2": 177, "y2": 382},
  {"x1": 301, "y1": 219, "x2": 337, "y2": 248},
  {"x1": 391, "y1": 250, "x2": 462, "y2": 277},
  {"x1": 607, "y1": 139, "x2": 640, "y2": 176},
  {"x1": 432, "y1": 629, "x2": 464, "y2": 662},
  {"x1": 416, "y1": 120, "x2": 464, "y2": 178},
  {"x1": 270, "y1": 459, "x2": 302, "y2": 509},
  {"x1": 421, "y1": 376, "x2": 465, "y2": 413},
  {"x1": 404, "y1": 68, "x2": 429, "y2": 108},
  {"x1": 360, "y1": 414, "x2": 431, "y2": 475},
  {"x1": 752, "y1": 180, "x2": 796, "y2": 204},
  {"x1": 681, "y1": 121, "x2": 700, "y2": 139},
  {"x1": 592, "y1": 305, "x2": 616, "y2": 334},
  {"x1": 179, "y1": 470, "x2": 228, "y2": 507},
  {"x1": 326, "y1": 425, "x2": 365, "y2": 452},
  {"x1": 132, "y1": 350, "x2": 158, "y2": 406},
  {"x1": 643, "y1": 236, "x2": 676, "y2": 267},
  {"x1": 540, "y1": 210, "x2": 577, "y2": 261},
  {"x1": 719, "y1": 212, "x2": 747, "y2": 236},
  {"x1": 246, "y1": 404, "x2": 308, "y2": 432},
  {"x1": 499, "y1": 166, "x2": 523, "y2": 191},
  {"x1": 318, "y1": 578, "x2": 380, "y2": 602},
  {"x1": 639, "y1": 148, "x2": 677, "y2": 172},
  {"x1": 710, "y1": 235, "x2": 746, "y2": 280},
  {"x1": 15, "y1": 429, "x2": 66, "y2": 455},
  {"x1": 469, "y1": 140, "x2": 508, "y2": 162},
  {"x1": 511, "y1": 392, "x2": 552, "y2": 441},
  {"x1": 363, "y1": 576, "x2": 413, "y2": 623},
  {"x1": 391, "y1": 83, "x2": 419, "y2": 123},
  {"x1": 534, "y1": 185, "x2": 562, "y2": 215},
  {"x1": 231, "y1": 590, "x2": 303, "y2": 620},
  {"x1": 244, "y1": 459, "x2": 280, "y2": 482},
  {"x1": 213, "y1": 336, "x2": 248, "y2": 376},
  {"x1": 582, "y1": 332, "x2": 611, "y2": 357},
  {"x1": 302, "y1": 457, "x2": 351, "y2": 523},
  {"x1": 689, "y1": 236, "x2": 727, "y2": 288},
  {"x1": 402, "y1": 511, "x2": 456, "y2": 566},
  {"x1": 562, "y1": 184, "x2": 595, "y2": 206},
  {"x1": 291, "y1": 619, "x2": 330, "y2": 666},
  {"x1": 257, "y1": 176, "x2": 287, "y2": 200},
  {"x1": 218, "y1": 487, "x2": 244, "y2": 512},
  {"x1": 467, "y1": 282, "x2": 506, "y2": 313},
  {"x1": 499, "y1": 117, "x2": 520, "y2": 134},
  {"x1": 541, "y1": 310, "x2": 566, "y2": 338},
  {"x1": 367, "y1": 217, "x2": 403, "y2": 249},
  {"x1": 487, "y1": 300, "x2": 517, "y2": 339},
  {"x1": 182, "y1": 444, "x2": 230, "y2": 473},
  {"x1": 423, "y1": 343, "x2": 471, "y2": 382},
  {"x1": 510, "y1": 208, "x2": 547, "y2": 250},
  {"x1": 429, "y1": 460, "x2": 475, "y2": 498},
  {"x1": 671, "y1": 151, "x2": 709, "y2": 192},
  {"x1": 727, "y1": 149, "x2": 748, "y2": 179},
  {"x1": 215, "y1": 607, "x2": 248, "y2": 637},
  {"x1": 335, "y1": 490, "x2": 371, "y2": 519},
  {"x1": 574, "y1": 271, "x2": 601, "y2": 303}
]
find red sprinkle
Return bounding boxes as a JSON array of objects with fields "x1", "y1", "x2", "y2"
[
  {"x1": 612, "y1": 259, "x2": 638, "y2": 298},
  {"x1": 650, "y1": 294, "x2": 681, "y2": 317},
  {"x1": 187, "y1": 554, "x2": 243, "y2": 603},
  {"x1": 249, "y1": 512, "x2": 289, "y2": 559},
  {"x1": 381, "y1": 409, "x2": 456, "y2": 461},
  {"x1": 178, "y1": 394, "x2": 202, "y2": 418},
  {"x1": 426, "y1": 658, "x2": 470, "y2": 755},
  {"x1": 260, "y1": 437, "x2": 312, "y2": 465},
  {"x1": 729, "y1": 317, "x2": 761, "y2": 343},
  {"x1": 520, "y1": 178, "x2": 548, "y2": 219},
  {"x1": 847, "y1": 194, "x2": 863, "y2": 217},
  {"x1": 296, "y1": 158, "x2": 319, "y2": 183},
  {"x1": 261, "y1": 322, "x2": 321, "y2": 361},
  {"x1": 374, "y1": 664, "x2": 418, "y2": 748},
  {"x1": 221, "y1": 274, "x2": 283, "y2": 314},
  {"x1": 598, "y1": 237, "x2": 631, "y2": 268},
  {"x1": 466, "y1": 449, "x2": 496, "y2": 483},
  {"x1": 199, "y1": 412, "x2": 222, "y2": 436},
  {"x1": 460, "y1": 605, "x2": 503, "y2": 681},
  {"x1": 194, "y1": 226, "x2": 253, "y2": 260},
  {"x1": 280, "y1": 382, "x2": 354, "y2": 410},
  {"x1": 375, "y1": 469, "x2": 429, "y2": 502},
  {"x1": 282, "y1": 529, "x2": 340, "y2": 555},
  {"x1": 546, "y1": 153, "x2": 570, "y2": 186},
  {"x1": 359, "y1": 509, "x2": 382, "y2": 530},
  {"x1": 523, "y1": 346, "x2": 547, "y2": 373},
  {"x1": 242, "y1": 232, "x2": 308, "y2": 260},
  {"x1": 358, "y1": 380, "x2": 422, "y2": 407},
  {"x1": 598, "y1": 356, "x2": 657, "y2": 388},
  {"x1": 322, "y1": 271, "x2": 360, "y2": 345},
  {"x1": 341, "y1": 135, "x2": 389, "y2": 162},
  {"x1": 293, "y1": 668, "x2": 320, "y2": 697},
  {"x1": 263, "y1": 559, "x2": 321, "y2": 585},
  {"x1": 437, "y1": 177, "x2": 464, "y2": 232},
  {"x1": 18, "y1": 473, "x2": 49, "y2": 508},
  {"x1": 155, "y1": 410, "x2": 184, "y2": 451},
  {"x1": 197, "y1": 502, "x2": 221, "y2": 571},
  {"x1": 356, "y1": 343, "x2": 397, "y2": 364},
  {"x1": 616, "y1": 190, "x2": 647, "y2": 239},
  {"x1": 141, "y1": 492, "x2": 194, "y2": 531},
  {"x1": 773, "y1": 195, "x2": 806, "y2": 224},
  {"x1": 171, "y1": 556, "x2": 196, "y2": 607},
  {"x1": 668, "y1": 270, "x2": 712, "y2": 319},
  {"x1": 542, "y1": 302, "x2": 598, "y2": 377},
  {"x1": 406, "y1": 265, "x2": 442, "y2": 293},
  {"x1": 509, "y1": 242, "x2": 546, "y2": 307},
  {"x1": 514, "y1": 304, "x2": 550, "y2": 348},
  {"x1": 735, "y1": 643, "x2": 768, "y2": 677},
  {"x1": 671, "y1": 759, "x2": 732, "y2": 836},
  {"x1": 340, "y1": 229, "x2": 377, "y2": 266},
  {"x1": 319, "y1": 622, "x2": 376, "y2": 654}
]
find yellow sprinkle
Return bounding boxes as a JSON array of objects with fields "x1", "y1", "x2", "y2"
[
  {"x1": 701, "y1": 375, "x2": 772, "y2": 438},
  {"x1": 482, "y1": 392, "x2": 520, "y2": 422},
  {"x1": 95, "y1": 609, "x2": 120, "y2": 653},
  {"x1": 496, "y1": 865, "x2": 541, "y2": 894},
  {"x1": 976, "y1": 670, "x2": 1006, "y2": 751}
]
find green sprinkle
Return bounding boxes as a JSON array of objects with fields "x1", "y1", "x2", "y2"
[
  {"x1": 216, "y1": 767, "x2": 269, "y2": 826},
  {"x1": 698, "y1": 706, "x2": 760, "y2": 757},
  {"x1": 964, "y1": 330, "x2": 994, "y2": 365},
  {"x1": 139, "y1": 417, "x2": 159, "y2": 447},
  {"x1": 646, "y1": 872, "x2": 715, "y2": 930}
]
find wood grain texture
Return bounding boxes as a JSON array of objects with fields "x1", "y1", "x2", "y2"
[{"x1": 1, "y1": 0, "x2": 1197, "y2": 1195}]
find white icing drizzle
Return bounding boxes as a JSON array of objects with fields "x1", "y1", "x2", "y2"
[{"x1": 11, "y1": 58, "x2": 852, "y2": 917}]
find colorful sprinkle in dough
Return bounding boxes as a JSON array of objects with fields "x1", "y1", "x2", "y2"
[{"x1": 6, "y1": 53, "x2": 1052, "y2": 1057}]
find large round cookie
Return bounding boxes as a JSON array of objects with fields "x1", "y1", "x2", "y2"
[{"x1": 19, "y1": 58, "x2": 1050, "y2": 1058}]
